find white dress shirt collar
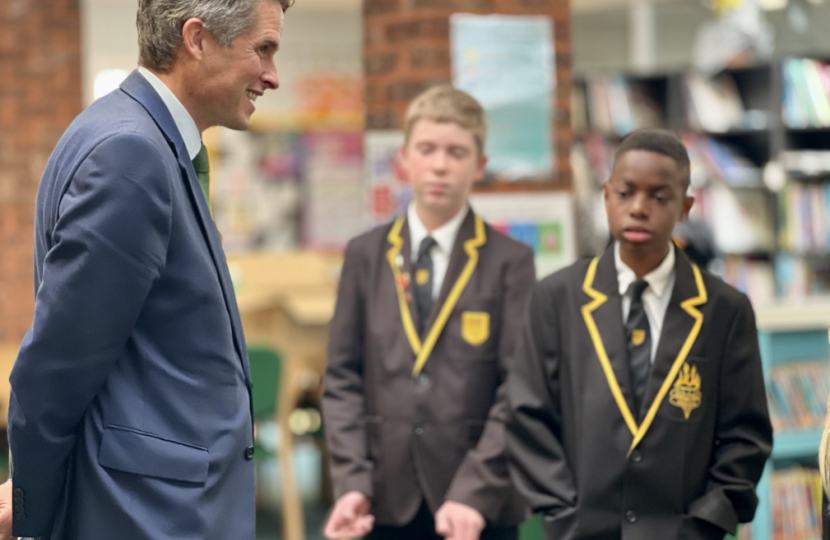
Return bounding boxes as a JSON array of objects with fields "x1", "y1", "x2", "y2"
[{"x1": 137, "y1": 67, "x2": 202, "y2": 161}]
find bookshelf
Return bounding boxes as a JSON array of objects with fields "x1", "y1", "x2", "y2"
[
  {"x1": 573, "y1": 61, "x2": 830, "y2": 540},
  {"x1": 572, "y1": 57, "x2": 830, "y2": 305},
  {"x1": 751, "y1": 303, "x2": 830, "y2": 540}
]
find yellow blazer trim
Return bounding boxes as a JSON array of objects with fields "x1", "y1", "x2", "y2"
[
  {"x1": 581, "y1": 256, "x2": 708, "y2": 455},
  {"x1": 386, "y1": 217, "x2": 422, "y2": 356},
  {"x1": 386, "y1": 215, "x2": 487, "y2": 377}
]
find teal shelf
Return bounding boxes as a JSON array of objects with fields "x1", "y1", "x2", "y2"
[
  {"x1": 772, "y1": 427, "x2": 822, "y2": 460},
  {"x1": 755, "y1": 320, "x2": 830, "y2": 540}
]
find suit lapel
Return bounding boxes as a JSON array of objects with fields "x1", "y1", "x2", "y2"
[
  {"x1": 583, "y1": 243, "x2": 708, "y2": 455},
  {"x1": 641, "y1": 247, "x2": 698, "y2": 416},
  {"x1": 386, "y1": 211, "x2": 486, "y2": 377},
  {"x1": 386, "y1": 217, "x2": 422, "y2": 357},
  {"x1": 632, "y1": 247, "x2": 707, "y2": 452},
  {"x1": 120, "y1": 71, "x2": 249, "y2": 379},
  {"x1": 581, "y1": 245, "x2": 638, "y2": 435}
]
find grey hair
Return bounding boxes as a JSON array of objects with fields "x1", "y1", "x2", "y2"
[{"x1": 137, "y1": 0, "x2": 294, "y2": 73}]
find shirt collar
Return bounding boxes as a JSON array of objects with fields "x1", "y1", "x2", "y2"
[
  {"x1": 615, "y1": 241, "x2": 675, "y2": 298},
  {"x1": 408, "y1": 204, "x2": 469, "y2": 259},
  {"x1": 138, "y1": 67, "x2": 202, "y2": 161}
]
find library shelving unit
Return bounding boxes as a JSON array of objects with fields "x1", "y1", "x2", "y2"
[
  {"x1": 573, "y1": 57, "x2": 830, "y2": 305},
  {"x1": 750, "y1": 303, "x2": 830, "y2": 540}
]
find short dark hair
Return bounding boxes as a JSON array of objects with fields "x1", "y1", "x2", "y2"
[{"x1": 614, "y1": 129, "x2": 691, "y2": 190}]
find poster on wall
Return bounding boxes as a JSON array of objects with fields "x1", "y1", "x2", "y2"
[
  {"x1": 469, "y1": 191, "x2": 576, "y2": 279},
  {"x1": 365, "y1": 130, "x2": 411, "y2": 227},
  {"x1": 302, "y1": 132, "x2": 366, "y2": 251},
  {"x1": 450, "y1": 14, "x2": 556, "y2": 180}
]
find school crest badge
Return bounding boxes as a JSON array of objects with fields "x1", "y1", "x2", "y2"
[
  {"x1": 669, "y1": 363, "x2": 702, "y2": 420},
  {"x1": 631, "y1": 329, "x2": 646, "y2": 347},
  {"x1": 461, "y1": 311, "x2": 490, "y2": 347},
  {"x1": 416, "y1": 269, "x2": 430, "y2": 286}
]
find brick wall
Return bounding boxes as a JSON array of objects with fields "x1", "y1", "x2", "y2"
[
  {"x1": 363, "y1": 0, "x2": 572, "y2": 185},
  {"x1": 0, "y1": 0, "x2": 82, "y2": 343}
]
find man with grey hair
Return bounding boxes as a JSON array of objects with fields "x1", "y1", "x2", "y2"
[{"x1": 0, "y1": 0, "x2": 292, "y2": 538}]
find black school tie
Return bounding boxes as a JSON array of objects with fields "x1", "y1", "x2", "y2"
[
  {"x1": 626, "y1": 280, "x2": 651, "y2": 418},
  {"x1": 414, "y1": 236, "x2": 437, "y2": 334}
]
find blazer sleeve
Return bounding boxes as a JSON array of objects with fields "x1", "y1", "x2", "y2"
[
  {"x1": 444, "y1": 246, "x2": 535, "y2": 523},
  {"x1": 687, "y1": 294, "x2": 773, "y2": 535},
  {"x1": 8, "y1": 133, "x2": 172, "y2": 538},
  {"x1": 505, "y1": 276, "x2": 579, "y2": 519},
  {"x1": 322, "y1": 239, "x2": 373, "y2": 501}
]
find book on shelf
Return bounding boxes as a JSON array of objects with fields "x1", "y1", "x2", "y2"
[
  {"x1": 720, "y1": 255, "x2": 776, "y2": 306},
  {"x1": 683, "y1": 71, "x2": 748, "y2": 133},
  {"x1": 771, "y1": 467, "x2": 823, "y2": 540},
  {"x1": 693, "y1": 183, "x2": 774, "y2": 255},
  {"x1": 783, "y1": 57, "x2": 830, "y2": 129},
  {"x1": 778, "y1": 179, "x2": 830, "y2": 254},
  {"x1": 767, "y1": 361, "x2": 830, "y2": 432},
  {"x1": 683, "y1": 132, "x2": 763, "y2": 187},
  {"x1": 774, "y1": 253, "x2": 830, "y2": 299},
  {"x1": 584, "y1": 74, "x2": 663, "y2": 136}
]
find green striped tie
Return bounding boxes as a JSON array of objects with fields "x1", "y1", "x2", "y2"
[{"x1": 192, "y1": 144, "x2": 211, "y2": 212}]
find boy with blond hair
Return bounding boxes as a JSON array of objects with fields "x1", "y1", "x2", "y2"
[{"x1": 322, "y1": 85, "x2": 535, "y2": 540}]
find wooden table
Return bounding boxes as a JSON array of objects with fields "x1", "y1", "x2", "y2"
[{"x1": 228, "y1": 252, "x2": 340, "y2": 540}]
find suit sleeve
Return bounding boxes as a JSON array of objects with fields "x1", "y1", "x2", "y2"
[
  {"x1": 505, "y1": 277, "x2": 579, "y2": 519},
  {"x1": 687, "y1": 295, "x2": 773, "y2": 535},
  {"x1": 322, "y1": 240, "x2": 373, "y2": 501},
  {"x1": 8, "y1": 133, "x2": 172, "y2": 538},
  {"x1": 444, "y1": 247, "x2": 535, "y2": 523}
]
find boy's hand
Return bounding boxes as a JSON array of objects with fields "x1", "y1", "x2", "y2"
[
  {"x1": 435, "y1": 501, "x2": 485, "y2": 540},
  {"x1": 323, "y1": 491, "x2": 374, "y2": 539}
]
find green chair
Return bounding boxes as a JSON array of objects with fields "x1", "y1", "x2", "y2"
[
  {"x1": 247, "y1": 345, "x2": 282, "y2": 461},
  {"x1": 519, "y1": 513, "x2": 544, "y2": 540}
]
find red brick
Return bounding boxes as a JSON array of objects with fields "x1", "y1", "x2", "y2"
[{"x1": 0, "y1": 0, "x2": 80, "y2": 343}]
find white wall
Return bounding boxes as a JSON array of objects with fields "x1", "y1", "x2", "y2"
[{"x1": 80, "y1": 0, "x2": 362, "y2": 110}]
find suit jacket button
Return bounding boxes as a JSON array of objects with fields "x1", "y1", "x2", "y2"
[
  {"x1": 630, "y1": 450, "x2": 643, "y2": 463},
  {"x1": 245, "y1": 446, "x2": 255, "y2": 460},
  {"x1": 13, "y1": 488, "x2": 22, "y2": 497},
  {"x1": 414, "y1": 425, "x2": 424, "y2": 436},
  {"x1": 416, "y1": 373, "x2": 430, "y2": 386},
  {"x1": 625, "y1": 510, "x2": 637, "y2": 524}
]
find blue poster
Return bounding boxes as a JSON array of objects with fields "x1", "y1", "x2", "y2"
[{"x1": 451, "y1": 14, "x2": 556, "y2": 179}]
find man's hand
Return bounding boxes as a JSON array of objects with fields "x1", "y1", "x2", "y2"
[
  {"x1": 435, "y1": 501, "x2": 485, "y2": 540},
  {"x1": 323, "y1": 491, "x2": 374, "y2": 539},
  {"x1": 0, "y1": 480, "x2": 13, "y2": 540}
]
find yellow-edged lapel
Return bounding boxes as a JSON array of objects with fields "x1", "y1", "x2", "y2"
[
  {"x1": 581, "y1": 247, "x2": 638, "y2": 434},
  {"x1": 385, "y1": 210, "x2": 486, "y2": 377},
  {"x1": 581, "y1": 244, "x2": 707, "y2": 455},
  {"x1": 386, "y1": 217, "x2": 421, "y2": 356},
  {"x1": 634, "y1": 247, "x2": 707, "y2": 451}
]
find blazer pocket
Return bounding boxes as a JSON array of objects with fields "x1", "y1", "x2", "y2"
[{"x1": 98, "y1": 425, "x2": 209, "y2": 484}]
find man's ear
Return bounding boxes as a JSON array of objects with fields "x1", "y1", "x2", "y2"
[{"x1": 181, "y1": 17, "x2": 207, "y2": 61}]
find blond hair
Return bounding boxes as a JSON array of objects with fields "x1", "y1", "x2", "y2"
[
  {"x1": 404, "y1": 85, "x2": 487, "y2": 155},
  {"x1": 820, "y1": 393, "x2": 830, "y2": 496}
]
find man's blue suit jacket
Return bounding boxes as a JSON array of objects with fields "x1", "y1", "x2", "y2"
[{"x1": 8, "y1": 71, "x2": 256, "y2": 540}]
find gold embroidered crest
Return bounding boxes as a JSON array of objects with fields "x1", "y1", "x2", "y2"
[
  {"x1": 461, "y1": 311, "x2": 490, "y2": 347},
  {"x1": 669, "y1": 363, "x2": 702, "y2": 420},
  {"x1": 416, "y1": 269, "x2": 430, "y2": 286},
  {"x1": 631, "y1": 329, "x2": 646, "y2": 347}
]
